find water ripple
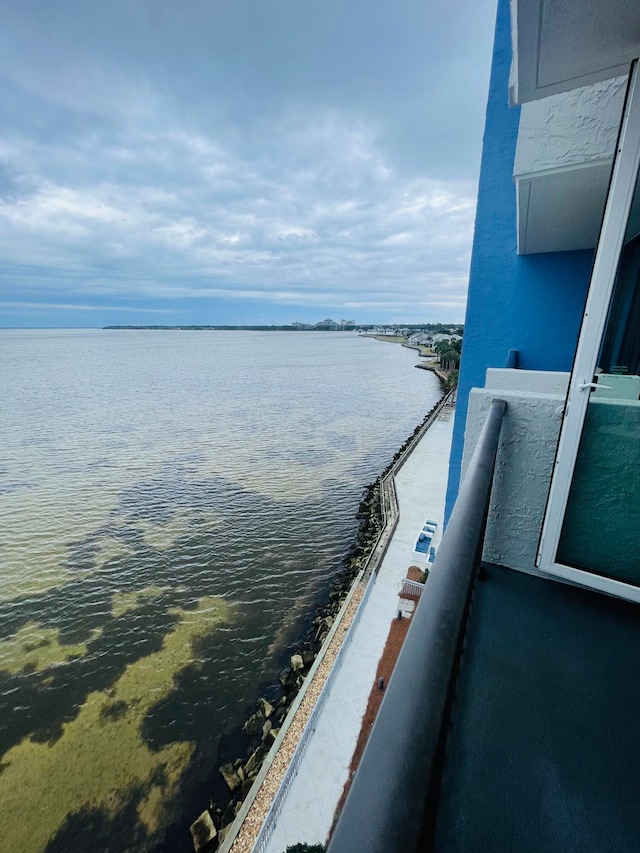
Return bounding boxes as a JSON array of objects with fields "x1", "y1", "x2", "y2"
[{"x1": 0, "y1": 329, "x2": 441, "y2": 852}]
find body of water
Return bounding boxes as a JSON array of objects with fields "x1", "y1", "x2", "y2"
[{"x1": 0, "y1": 329, "x2": 441, "y2": 852}]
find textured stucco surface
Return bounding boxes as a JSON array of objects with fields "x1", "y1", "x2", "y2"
[
  {"x1": 461, "y1": 371, "x2": 569, "y2": 573},
  {"x1": 514, "y1": 77, "x2": 626, "y2": 255},
  {"x1": 462, "y1": 374, "x2": 639, "y2": 581},
  {"x1": 484, "y1": 368, "x2": 569, "y2": 394},
  {"x1": 445, "y1": 0, "x2": 594, "y2": 523},
  {"x1": 514, "y1": 77, "x2": 626, "y2": 176},
  {"x1": 558, "y1": 399, "x2": 640, "y2": 583}
]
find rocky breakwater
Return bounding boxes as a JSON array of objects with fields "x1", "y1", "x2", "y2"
[
  {"x1": 189, "y1": 481, "x2": 384, "y2": 852},
  {"x1": 189, "y1": 396, "x2": 446, "y2": 851},
  {"x1": 376, "y1": 395, "x2": 447, "y2": 483}
]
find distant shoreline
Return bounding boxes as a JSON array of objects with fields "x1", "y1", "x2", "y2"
[
  {"x1": 101, "y1": 324, "x2": 459, "y2": 333},
  {"x1": 367, "y1": 333, "x2": 453, "y2": 386},
  {"x1": 102, "y1": 324, "x2": 359, "y2": 331}
]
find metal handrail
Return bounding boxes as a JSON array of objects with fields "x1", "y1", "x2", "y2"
[{"x1": 327, "y1": 398, "x2": 507, "y2": 853}]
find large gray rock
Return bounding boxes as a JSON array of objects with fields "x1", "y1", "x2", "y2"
[
  {"x1": 221, "y1": 801, "x2": 235, "y2": 828},
  {"x1": 279, "y1": 666, "x2": 293, "y2": 687},
  {"x1": 257, "y1": 697, "x2": 275, "y2": 718},
  {"x1": 244, "y1": 746, "x2": 262, "y2": 776},
  {"x1": 189, "y1": 810, "x2": 217, "y2": 852},
  {"x1": 314, "y1": 625, "x2": 328, "y2": 644},
  {"x1": 243, "y1": 711, "x2": 265, "y2": 736},
  {"x1": 265, "y1": 726, "x2": 280, "y2": 747},
  {"x1": 219, "y1": 763, "x2": 241, "y2": 792}
]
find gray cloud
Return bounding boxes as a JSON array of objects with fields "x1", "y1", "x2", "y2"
[{"x1": 0, "y1": 0, "x2": 496, "y2": 323}]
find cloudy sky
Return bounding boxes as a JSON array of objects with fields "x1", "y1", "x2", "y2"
[{"x1": 0, "y1": 0, "x2": 497, "y2": 327}]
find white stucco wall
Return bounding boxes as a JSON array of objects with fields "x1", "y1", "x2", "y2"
[
  {"x1": 461, "y1": 369, "x2": 569, "y2": 574},
  {"x1": 514, "y1": 77, "x2": 627, "y2": 254},
  {"x1": 514, "y1": 77, "x2": 627, "y2": 176},
  {"x1": 484, "y1": 368, "x2": 569, "y2": 394}
]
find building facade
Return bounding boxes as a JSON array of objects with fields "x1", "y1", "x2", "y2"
[
  {"x1": 446, "y1": 0, "x2": 640, "y2": 600},
  {"x1": 329, "y1": 1, "x2": 640, "y2": 850}
]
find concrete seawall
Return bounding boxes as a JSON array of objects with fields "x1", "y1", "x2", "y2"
[{"x1": 214, "y1": 392, "x2": 454, "y2": 853}]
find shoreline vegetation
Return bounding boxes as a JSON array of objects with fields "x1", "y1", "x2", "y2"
[
  {"x1": 103, "y1": 325, "x2": 362, "y2": 331},
  {"x1": 368, "y1": 334, "x2": 460, "y2": 391},
  {"x1": 195, "y1": 390, "x2": 450, "y2": 851}
]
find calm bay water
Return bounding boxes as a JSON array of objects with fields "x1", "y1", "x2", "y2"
[{"x1": 0, "y1": 329, "x2": 441, "y2": 852}]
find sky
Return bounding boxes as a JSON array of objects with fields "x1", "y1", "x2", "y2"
[{"x1": 0, "y1": 0, "x2": 497, "y2": 328}]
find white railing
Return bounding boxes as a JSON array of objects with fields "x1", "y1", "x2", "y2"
[{"x1": 400, "y1": 578, "x2": 425, "y2": 598}]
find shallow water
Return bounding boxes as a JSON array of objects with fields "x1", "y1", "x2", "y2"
[{"x1": 0, "y1": 329, "x2": 441, "y2": 851}]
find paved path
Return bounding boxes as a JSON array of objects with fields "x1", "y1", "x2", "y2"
[{"x1": 263, "y1": 408, "x2": 454, "y2": 852}]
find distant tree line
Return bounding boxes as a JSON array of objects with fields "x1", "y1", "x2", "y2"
[
  {"x1": 103, "y1": 322, "x2": 464, "y2": 333},
  {"x1": 102, "y1": 324, "x2": 358, "y2": 331}
]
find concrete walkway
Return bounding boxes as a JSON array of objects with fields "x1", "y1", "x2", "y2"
[{"x1": 263, "y1": 408, "x2": 454, "y2": 853}]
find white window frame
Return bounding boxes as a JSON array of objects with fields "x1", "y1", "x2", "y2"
[{"x1": 537, "y1": 62, "x2": 640, "y2": 602}]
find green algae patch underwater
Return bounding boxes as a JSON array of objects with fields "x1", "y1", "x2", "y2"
[
  {"x1": 0, "y1": 595, "x2": 233, "y2": 852},
  {"x1": 0, "y1": 622, "x2": 105, "y2": 676},
  {"x1": 94, "y1": 536, "x2": 135, "y2": 569},
  {"x1": 0, "y1": 538, "x2": 85, "y2": 605},
  {"x1": 111, "y1": 585, "x2": 171, "y2": 618}
]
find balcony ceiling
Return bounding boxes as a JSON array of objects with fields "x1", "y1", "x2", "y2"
[{"x1": 510, "y1": 0, "x2": 640, "y2": 104}]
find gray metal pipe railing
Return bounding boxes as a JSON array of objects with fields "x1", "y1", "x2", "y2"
[{"x1": 327, "y1": 398, "x2": 507, "y2": 853}]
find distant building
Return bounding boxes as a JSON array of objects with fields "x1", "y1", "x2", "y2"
[
  {"x1": 407, "y1": 332, "x2": 432, "y2": 346},
  {"x1": 431, "y1": 333, "x2": 459, "y2": 346}
]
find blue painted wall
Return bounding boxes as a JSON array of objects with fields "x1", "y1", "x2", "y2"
[{"x1": 444, "y1": 0, "x2": 595, "y2": 522}]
